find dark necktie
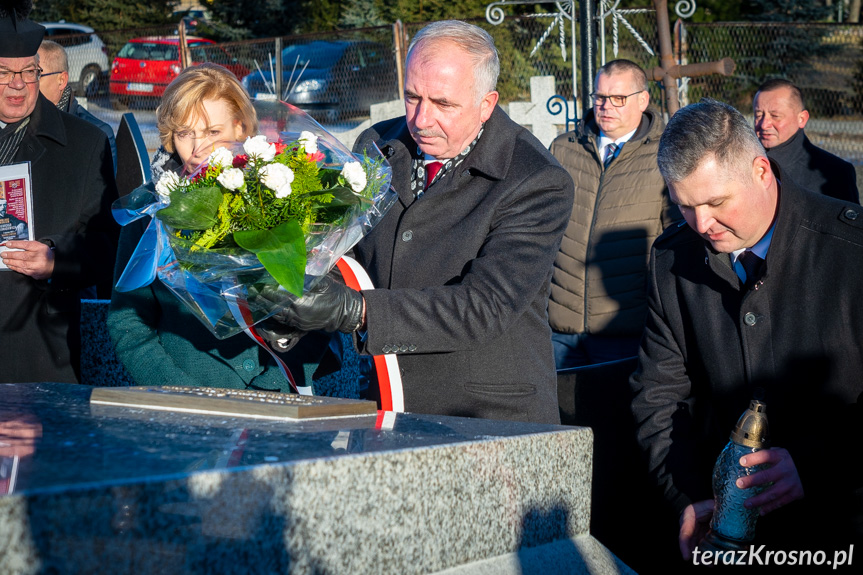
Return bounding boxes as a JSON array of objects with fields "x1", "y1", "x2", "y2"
[
  {"x1": 604, "y1": 143, "x2": 619, "y2": 168},
  {"x1": 738, "y1": 250, "x2": 764, "y2": 287},
  {"x1": 424, "y1": 161, "x2": 443, "y2": 190}
]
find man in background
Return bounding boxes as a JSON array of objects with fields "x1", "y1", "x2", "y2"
[
  {"x1": 38, "y1": 39, "x2": 116, "y2": 172},
  {"x1": 753, "y1": 78, "x2": 858, "y2": 203},
  {"x1": 548, "y1": 59, "x2": 679, "y2": 369}
]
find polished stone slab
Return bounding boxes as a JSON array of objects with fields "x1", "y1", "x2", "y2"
[{"x1": 0, "y1": 383, "x2": 628, "y2": 574}]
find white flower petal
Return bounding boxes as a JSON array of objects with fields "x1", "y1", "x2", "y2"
[
  {"x1": 260, "y1": 163, "x2": 295, "y2": 195},
  {"x1": 341, "y1": 161, "x2": 367, "y2": 193},
  {"x1": 207, "y1": 147, "x2": 235, "y2": 169},
  {"x1": 299, "y1": 131, "x2": 318, "y2": 154},
  {"x1": 274, "y1": 183, "x2": 292, "y2": 199},
  {"x1": 243, "y1": 135, "x2": 276, "y2": 163},
  {"x1": 217, "y1": 168, "x2": 245, "y2": 191},
  {"x1": 155, "y1": 171, "x2": 181, "y2": 202}
]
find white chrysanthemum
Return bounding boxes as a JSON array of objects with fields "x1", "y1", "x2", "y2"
[
  {"x1": 155, "y1": 171, "x2": 181, "y2": 202},
  {"x1": 341, "y1": 161, "x2": 367, "y2": 193},
  {"x1": 260, "y1": 163, "x2": 294, "y2": 199},
  {"x1": 243, "y1": 135, "x2": 276, "y2": 163},
  {"x1": 207, "y1": 147, "x2": 234, "y2": 169},
  {"x1": 298, "y1": 131, "x2": 318, "y2": 154},
  {"x1": 217, "y1": 168, "x2": 245, "y2": 191}
]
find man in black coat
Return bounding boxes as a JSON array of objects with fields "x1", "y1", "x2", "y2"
[
  {"x1": 753, "y1": 78, "x2": 858, "y2": 203},
  {"x1": 38, "y1": 40, "x2": 116, "y2": 172},
  {"x1": 0, "y1": 5, "x2": 118, "y2": 383},
  {"x1": 264, "y1": 21, "x2": 573, "y2": 424},
  {"x1": 630, "y1": 99, "x2": 862, "y2": 563}
]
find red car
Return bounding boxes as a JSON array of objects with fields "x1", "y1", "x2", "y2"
[{"x1": 109, "y1": 36, "x2": 249, "y2": 109}]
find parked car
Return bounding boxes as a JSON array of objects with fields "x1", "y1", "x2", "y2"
[
  {"x1": 109, "y1": 36, "x2": 250, "y2": 110},
  {"x1": 40, "y1": 22, "x2": 110, "y2": 96},
  {"x1": 241, "y1": 40, "x2": 397, "y2": 121},
  {"x1": 172, "y1": 9, "x2": 208, "y2": 33}
]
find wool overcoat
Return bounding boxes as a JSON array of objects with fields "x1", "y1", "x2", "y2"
[
  {"x1": 766, "y1": 128, "x2": 858, "y2": 204},
  {"x1": 630, "y1": 168, "x2": 863, "y2": 547},
  {"x1": 0, "y1": 94, "x2": 118, "y2": 383},
  {"x1": 351, "y1": 106, "x2": 574, "y2": 424}
]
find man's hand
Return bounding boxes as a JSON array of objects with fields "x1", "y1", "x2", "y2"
[
  {"x1": 262, "y1": 276, "x2": 365, "y2": 333},
  {"x1": 0, "y1": 415, "x2": 43, "y2": 458},
  {"x1": 737, "y1": 447, "x2": 804, "y2": 515},
  {"x1": 679, "y1": 499, "x2": 714, "y2": 560},
  {"x1": 0, "y1": 240, "x2": 55, "y2": 280}
]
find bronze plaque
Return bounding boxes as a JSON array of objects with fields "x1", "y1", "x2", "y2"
[{"x1": 90, "y1": 386, "x2": 378, "y2": 420}]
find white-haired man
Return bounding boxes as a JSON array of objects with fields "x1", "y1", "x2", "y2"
[{"x1": 265, "y1": 20, "x2": 574, "y2": 424}]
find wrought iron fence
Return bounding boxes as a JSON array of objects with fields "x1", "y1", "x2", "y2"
[
  {"x1": 55, "y1": 18, "x2": 863, "y2": 166},
  {"x1": 682, "y1": 22, "x2": 863, "y2": 165}
]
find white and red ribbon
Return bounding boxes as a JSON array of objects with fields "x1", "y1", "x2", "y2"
[{"x1": 336, "y1": 256, "x2": 404, "y2": 413}]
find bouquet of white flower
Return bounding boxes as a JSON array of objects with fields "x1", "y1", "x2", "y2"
[{"x1": 113, "y1": 103, "x2": 396, "y2": 340}]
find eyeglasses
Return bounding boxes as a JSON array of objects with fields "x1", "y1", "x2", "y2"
[
  {"x1": 590, "y1": 90, "x2": 644, "y2": 107},
  {"x1": 40, "y1": 71, "x2": 65, "y2": 78},
  {"x1": 0, "y1": 67, "x2": 43, "y2": 85}
]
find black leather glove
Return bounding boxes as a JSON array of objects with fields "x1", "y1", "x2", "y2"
[
  {"x1": 279, "y1": 275, "x2": 364, "y2": 333},
  {"x1": 255, "y1": 321, "x2": 307, "y2": 353}
]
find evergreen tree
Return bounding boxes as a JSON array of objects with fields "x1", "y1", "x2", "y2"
[
  {"x1": 742, "y1": 0, "x2": 833, "y2": 22},
  {"x1": 299, "y1": 0, "x2": 340, "y2": 32},
  {"x1": 339, "y1": 0, "x2": 386, "y2": 29},
  {"x1": 31, "y1": 0, "x2": 175, "y2": 30}
]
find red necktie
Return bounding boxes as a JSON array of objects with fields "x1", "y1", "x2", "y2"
[{"x1": 425, "y1": 161, "x2": 443, "y2": 190}]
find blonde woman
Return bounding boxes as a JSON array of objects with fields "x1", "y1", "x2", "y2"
[{"x1": 108, "y1": 63, "x2": 335, "y2": 390}]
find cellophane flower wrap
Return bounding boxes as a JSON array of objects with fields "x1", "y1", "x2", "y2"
[{"x1": 112, "y1": 105, "x2": 396, "y2": 338}]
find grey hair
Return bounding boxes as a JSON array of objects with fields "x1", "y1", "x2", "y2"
[
  {"x1": 658, "y1": 98, "x2": 766, "y2": 184},
  {"x1": 407, "y1": 20, "x2": 499, "y2": 100},
  {"x1": 38, "y1": 40, "x2": 68, "y2": 72},
  {"x1": 596, "y1": 59, "x2": 649, "y2": 92}
]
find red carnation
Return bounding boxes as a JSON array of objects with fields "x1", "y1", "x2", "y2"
[{"x1": 233, "y1": 154, "x2": 248, "y2": 168}]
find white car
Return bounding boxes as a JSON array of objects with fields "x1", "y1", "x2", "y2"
[{"x1": 40, "y1": 22, "x2": 110, "y2": 96}]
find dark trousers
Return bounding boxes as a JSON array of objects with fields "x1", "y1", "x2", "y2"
[{"x1": 551, "y1": 331, "x2": 640, "y2": 370}]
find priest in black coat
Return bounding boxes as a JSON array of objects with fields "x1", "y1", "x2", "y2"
[
  {"x1": 0, "y1": 4, "x2": 118, "y2": 383},
  {"x1": 753, "y1": 78, "x2": 858, "y2": 203}
]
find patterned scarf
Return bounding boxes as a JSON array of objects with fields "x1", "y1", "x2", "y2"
[
  {"x1": 150, "y1": 146, "x2": 179, "y2": 183},
  {"x1": 0, "y1": 118, "x2": 31, "y2": 165},
  {"x1": 408, "y1": 125, "x2": 485, "y2": 199},
  {"x1": 57, "y1": 86, "x2": 73, "y2": 113}
]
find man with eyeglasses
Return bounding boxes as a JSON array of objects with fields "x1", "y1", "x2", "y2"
[
  {"x1": 38, "y1": 40, "x2": 116, "y2": 172},
  {"x1": 0, "y1": 4, "x2": 118, "y2": 384},
  {"x1": 548, "y1": 59, "x2": 680, "y2": 369}
]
